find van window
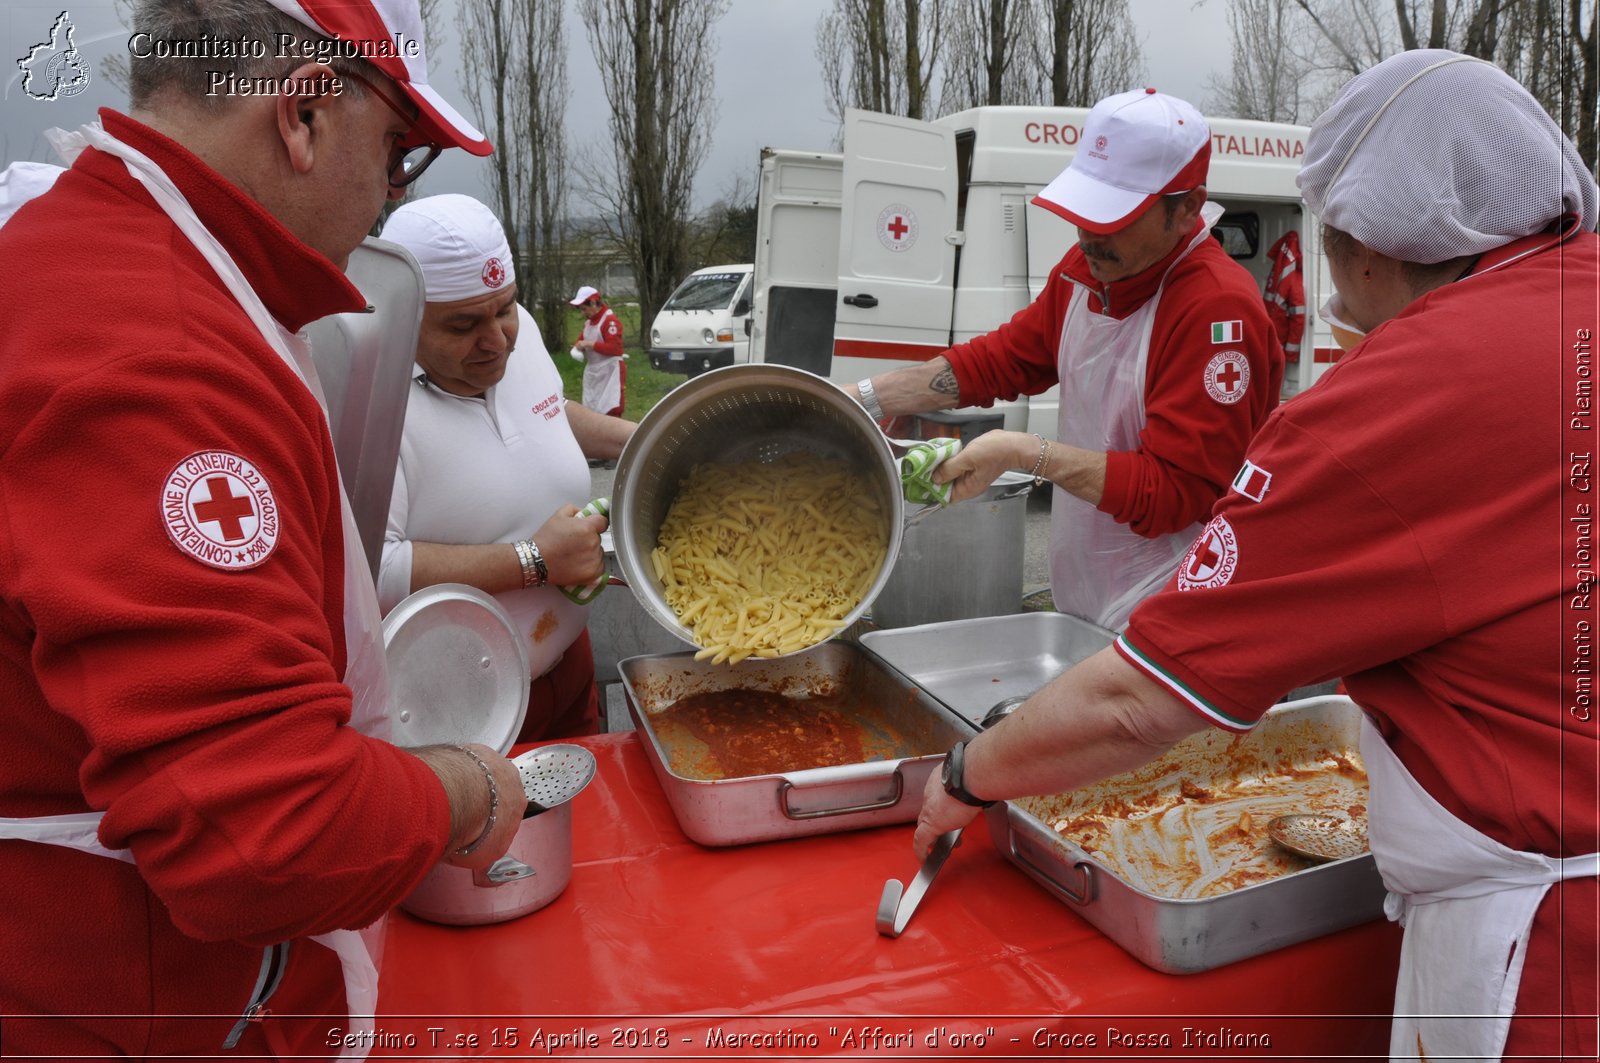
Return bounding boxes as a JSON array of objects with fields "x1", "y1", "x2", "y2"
[
  {"x1": 662, "y1": 272, "x2": 748, "y2": 311},
  {"x1": 1212, "y1": 212, "x2": 1260, "y2": 259}
]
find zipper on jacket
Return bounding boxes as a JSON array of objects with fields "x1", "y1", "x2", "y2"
[{"x1": 222, "y1": 941, "x2": 292, "y2": 1050}]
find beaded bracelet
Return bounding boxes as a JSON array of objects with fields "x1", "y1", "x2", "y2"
[
  {"x1": 450, "y1": 744, "x2": 499, "y2": 857},
  {"x1": 1027, "y1": 433, "x2": 1051, "y2": 485}
]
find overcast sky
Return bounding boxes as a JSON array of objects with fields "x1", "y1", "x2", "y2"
[{"x1": 2, "y1": 0, "x2": 1231, "y2": 209}]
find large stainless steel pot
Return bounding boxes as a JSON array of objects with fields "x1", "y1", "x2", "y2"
[
  {"x1": 609, "y1": 364, "x2": 903, "y2": 655},
  {"x1": 871, "y1": 470, "x2": 1034, "y2": 628}
]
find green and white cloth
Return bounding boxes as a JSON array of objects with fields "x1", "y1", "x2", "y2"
[
  {"x1": 895, "y1": 437, "x2": 962, "y2": 506},
  {"x1": 559, "y1": 497, "x2": 611, "y2": 605}
]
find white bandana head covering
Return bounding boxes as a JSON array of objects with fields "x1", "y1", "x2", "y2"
[
  {"x1": 379, "y1": 193, "x2": 515, "y2": 302},
  {"x1": 0, "y1": 162, "x2": 65, "y2": 229},
  {"x1": 1298, "y1": 49, "x2": 1597, "y2": 264}
]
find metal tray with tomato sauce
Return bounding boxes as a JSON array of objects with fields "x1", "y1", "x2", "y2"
[{"x1": 618, "y1": 641, "x2": 973, "y2": 846}]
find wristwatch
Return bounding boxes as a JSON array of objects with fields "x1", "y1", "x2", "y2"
[{"x1": 941, "y1": 740, "x2": 995, "y2": 808}]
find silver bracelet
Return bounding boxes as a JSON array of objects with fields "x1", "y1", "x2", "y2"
[
  {"x1": 450, "y1": 744, "x2": 498, "y2": 857},
  {"x1": 856, "y1": 377, "x2": 884, "y2": 420},
  {"x1": 513, "y1": 538, "x2": 548, "y2": 588},
  {"x1": 1027, "y1": 433, "x2": 1051, "y2": 485}
]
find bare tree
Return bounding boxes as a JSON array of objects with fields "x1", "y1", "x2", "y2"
[
  {"x1": 577, "y1": 0, "x2": 732, "y2": 329},
  {"x1": 1294, "y1": 0, "x2": 1597, "y2": 174},
  {"x1": 940, "y1": 0, "x2": 1043, "y2": 110},
  {"x1": 1034, "y1": 0, "x2": 1144, "y2": 108},
  {"x1": 457, "y1": 0, "x2": 571, "y2": 343},
  {"x1": 1208, "y1": 0, "x2": 1311, "y2": 120},
  {"x1": 816, "y1": 0, "x2": 947, "y2": 132}
]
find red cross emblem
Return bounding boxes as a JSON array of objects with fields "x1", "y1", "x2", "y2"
[
  {"x1": 482, "y1": 257, "x2": 506, "y2": 288},
  {"x1": 877, "y1": 203, "x2": 917, "y2": 252},
  {"x1": 193, "y1": 476, "x2": 255, "y2": 542},
  {"x1": 1178, "y1": 516, "x2": 1239, "y2": 591},
  {"x1": 162, "y1": 452, "x2": 280, "y2": 571},
  {"x1": 1204, "y1": 350, "x2": 1250, "y2": 405},
  {"x1": 1095, "y1": 134, "x2": 1108, "y2": 151}
]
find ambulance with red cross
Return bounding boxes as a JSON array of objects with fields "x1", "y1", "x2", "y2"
[{"x1": 749, "y1": 106, "x2": 1333, "y2": 437}]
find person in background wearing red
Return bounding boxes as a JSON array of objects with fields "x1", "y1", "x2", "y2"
[
  {"x1": 851, "y1": 88, "x2": 1283, "y2": 632},
  {"x1": 914, "y1": 51, "x2": 1598, "y2": 1061},
  {"x1": 0, "y1": 0, "x2": 527, "y2": 1056},
  {"x1": 571, "y1": 284, "x2": 627, "y2": 416}
]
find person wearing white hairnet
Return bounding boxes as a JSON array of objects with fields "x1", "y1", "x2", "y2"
[
  {"x1": 912, "y1": 51, "x2": 1597, "y2": 1060},
  {"x1": 379, "y1": 194, "x2": 635, "y2": 740}
]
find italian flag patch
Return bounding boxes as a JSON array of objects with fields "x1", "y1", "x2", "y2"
[
  {"x1": 1232, "y1": 460, "x2": 1272, "y2": 502},
  {"x1": 1211, "y1": 320, "x2": 1242, "y2": 344}
]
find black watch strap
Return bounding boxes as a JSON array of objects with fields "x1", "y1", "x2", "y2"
[{"x1": 942, "y1": 740, "x2": 995, "y2": 808}]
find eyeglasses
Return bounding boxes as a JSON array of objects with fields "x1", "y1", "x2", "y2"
[{"x1": 338, "y1": 69, "x2": 442, "y2": 188}]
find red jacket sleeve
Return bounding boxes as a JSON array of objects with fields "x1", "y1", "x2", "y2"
[
  {"x1": 1097, "y1": 254, "x2": 1284, "y2": 537},
  {"x1": 593, "y1": 310, "x2": 625, "y2": 357},
  {"x1": 1, "y1": 339, "x2": 452, "y2": 946},
  {"x1": 943, "y1": 258, "x2": 1075, "y2": 403}
]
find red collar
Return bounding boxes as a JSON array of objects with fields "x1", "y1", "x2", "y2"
[
  {"x1": 1461, "y1": 215, "x2": 1585, "y2": 280},
  {"x1": 1060, "y1": 219, "x2": 1205, "y2": 319},
  {"x1": 95, "y1": 109, "x2": 365, "y2": 333},
  {"x1": 586, "y1": 303, "x2": 610, "y2": 323}
]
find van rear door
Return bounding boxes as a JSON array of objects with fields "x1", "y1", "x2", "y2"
[{"x1": 833, "y1": 109, "x2": 959, "y2": 376}]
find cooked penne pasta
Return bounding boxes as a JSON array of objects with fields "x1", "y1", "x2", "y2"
[{"x1": 654, "y1": 452, "x2": 889, "y2": 662}]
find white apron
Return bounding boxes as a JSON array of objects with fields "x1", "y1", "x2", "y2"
[
  {"x1": 580, "y1": 309, "x2": 624, "y2": 414},
  {"x1": 0, "y1": 121, "x2": 392, "y2": 1060},
  {"x1": 1360, "y1": 714, "x2": 1599, "y2": 1061},
  {"x1": 1050, "y1": 204, "x2": 1221, "y2": 631}
]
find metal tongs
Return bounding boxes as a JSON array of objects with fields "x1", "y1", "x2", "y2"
[{"x1": 875, "y1": 829, "x2": 961, "y2": 937}]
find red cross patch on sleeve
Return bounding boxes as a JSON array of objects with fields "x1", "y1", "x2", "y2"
[
  {"x1": 160, "y1": 451, "x2": 280, "y2": 570},
  {"x1": 1203, "y1": 350, "x2": 1250, "y2": 405}
]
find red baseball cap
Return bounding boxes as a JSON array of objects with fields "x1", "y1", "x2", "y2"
[
  {"x1": 264, "y1": 0, "x2": 492, "y2": 157},
  {"x1": 1033, "y1": 88, "x2": 1210, "y2": 234}
]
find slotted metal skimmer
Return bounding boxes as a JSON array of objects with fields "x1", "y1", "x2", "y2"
[
  {"x1": 1267, "y1": 813, "x2": 1370, "y2": 862},
  {"x1": 512, "y1": 744, "x2": 597, "y2": 816}
]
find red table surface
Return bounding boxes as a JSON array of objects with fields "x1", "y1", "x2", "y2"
[{"x1": 377, "y1": 732, "x2": 1403, "y2": 1059}]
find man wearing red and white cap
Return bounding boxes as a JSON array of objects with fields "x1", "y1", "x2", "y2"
[
  {"x1": 0, "y1": 2, "x2": 520, "y2": 1058},
  {"x1": 853, "y1": 88, "x2": 1283, "y2": 631},
  {"x1": 570, "y1": 284, "x2": 628, "y2": 416},
  {"x1": 378, "y1": 195, "x2": 635, "y2": 741}
]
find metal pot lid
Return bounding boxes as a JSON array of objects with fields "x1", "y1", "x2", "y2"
[{"x1": 382, "y1": 583, "x2": 530, "y2": 755}]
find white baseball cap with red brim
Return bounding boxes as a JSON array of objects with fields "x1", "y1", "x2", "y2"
[
  {"x1": 263, "y1": 0, "x2": 492, "y2": 157},
  {"x1": 1033, "y1": 88, "x2": 1210, "y2": 234},
  {"x1": 568, "y1": 286, "x2": 600, "y2": 306}
]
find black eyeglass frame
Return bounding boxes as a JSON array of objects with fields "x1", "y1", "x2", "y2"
[{"x1": 337, "y1": 68, "x2": 442, "y2": 188}]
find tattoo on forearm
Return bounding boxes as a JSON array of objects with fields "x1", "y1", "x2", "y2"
[{"x1": 929, "y1": 367, "x2": 959, "y2": 397}]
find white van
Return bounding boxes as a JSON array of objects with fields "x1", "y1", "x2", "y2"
[
  {"x1": 647, "y1": 263, "x2": 754, "y2": 376},
  {"x1": 751, "y1": 107, "x2": 1334, "y2": 436}
]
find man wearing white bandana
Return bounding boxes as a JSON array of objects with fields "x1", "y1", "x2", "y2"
[
  {"x1": 912, "y1": 52, "x2": 1597, "y2": 1061},
  {"x1": 378, "y1": 194, "x2": 634, "y2": 740},
  {"x1": 0, "y1": 1, "x2": 532, "y2": 1057}
]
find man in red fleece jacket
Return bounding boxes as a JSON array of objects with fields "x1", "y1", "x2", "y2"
[
  {"x1": 853, "y1": 89, "x2": 1283, "y2": 631},
  {"x1": 0, "y1": 1, "x2": 528, "y2": 1057}
]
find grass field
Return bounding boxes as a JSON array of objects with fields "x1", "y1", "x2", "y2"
[{"x1": 552, "y1": 301, "x2": 682, "y2": 423}]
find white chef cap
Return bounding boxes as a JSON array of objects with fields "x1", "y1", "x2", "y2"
[
  {"x1": 1298, "y1": 49, "x2": 1598, "y2": 264},
  {"x1": 379, "y1": 193, "x2": 515, "y2": 302}
]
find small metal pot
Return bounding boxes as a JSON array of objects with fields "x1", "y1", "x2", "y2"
[{"x1": 401, "y1": 745, "x2": 595, "y2": 926}]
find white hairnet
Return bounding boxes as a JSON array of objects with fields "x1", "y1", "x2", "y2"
[{"x1": 1298, "y1": 50, "x2": 1598, "y2": 264}]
